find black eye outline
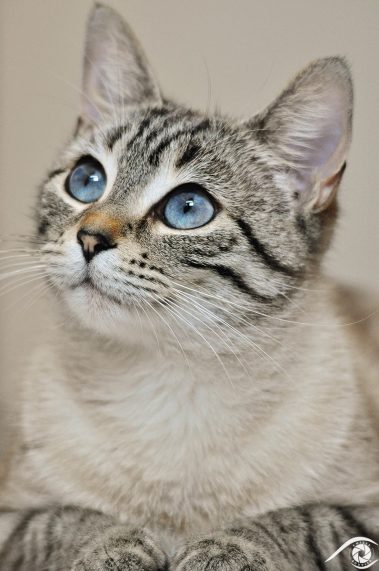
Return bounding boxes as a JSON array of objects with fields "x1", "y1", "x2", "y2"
[
  {"x1": 153, "y1": 183, "x2": 220, "y2": 230},
  {"x1": 64, "y1": 155, "x2": 107, "y2": 204}
]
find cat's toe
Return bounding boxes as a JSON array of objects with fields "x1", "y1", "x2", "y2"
[
  {"x1": 71, "y1": 526, "x2": 168, "y2": 571},
  {"x1": 173, "y1": 534, "x2": 274, "y2": 571}
]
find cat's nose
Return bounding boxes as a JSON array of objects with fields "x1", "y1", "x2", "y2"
[{"x1": 77, "y1": 228, "x2": 115, "y2": 263}]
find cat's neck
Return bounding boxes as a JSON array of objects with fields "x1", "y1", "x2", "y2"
[{"x1": 53, "y1": 277, "x2": 351, "y2": 402}]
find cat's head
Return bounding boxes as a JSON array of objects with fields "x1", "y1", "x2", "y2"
[{"x1": 36, "y1": 5, "x2": 353, "y2": 341}]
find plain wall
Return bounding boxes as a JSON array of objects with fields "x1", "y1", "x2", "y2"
[{"x1": 1, "y1": 0, "x2": 378, "y2": 445}]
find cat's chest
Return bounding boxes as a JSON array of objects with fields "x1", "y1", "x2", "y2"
[
  {"x1": 29, "y1": 357, "x2": 268, "y2": 534},
  {"x1": 79, "y1": 368, "x2": 257, "y2": 522}
]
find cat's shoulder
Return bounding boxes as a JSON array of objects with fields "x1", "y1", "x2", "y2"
[
  {"x1": 333, "y1": 284, "x2": 379, "y2": 414},
  {"x1": 334, "y1": 284, "x2": 379, "y2": 353}
]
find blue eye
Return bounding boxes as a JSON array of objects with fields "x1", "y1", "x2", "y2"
[
  {"x1": 162, "y1": 184, "x2": 216, "y2": 230},
  {"x1": 66, "y1": 157, "x2": 106, "y2": 203}
]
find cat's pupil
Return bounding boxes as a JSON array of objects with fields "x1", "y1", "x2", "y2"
[
  {"x1": 87, "y1": 172, "x2": 100, "y2": 186},
  {"x1": 183, "y1": 199, "x2": 194, "y2": 213}
]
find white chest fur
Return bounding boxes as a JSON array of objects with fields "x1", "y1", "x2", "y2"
[{"x1": 20, "y1": 320, "x2": 356, "y2": 546}]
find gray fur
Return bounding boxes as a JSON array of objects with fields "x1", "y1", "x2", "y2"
[
  {"x1": 1, "y1": 4, "x2": 378, "y2": 571},
  {"x1": 0, "y1": 507, "x2": 166, "y2": 571}
]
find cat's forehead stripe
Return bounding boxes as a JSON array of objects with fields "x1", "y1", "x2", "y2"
[
  {"x1": 105, "y1": 107, "x2": 212, "y2": 169},
  {"x1": 106, "y1": 106, "x2": 173, "y2": 151},
  {"x1": 147, "y1": 119, "x2": 212, "y2": 167}
]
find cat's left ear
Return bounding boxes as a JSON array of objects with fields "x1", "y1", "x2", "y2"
[
  {"x1": 80, "y1": 4, "x2": 161, "y2": 125},
  {"x1": 250, "y1": 57, "x2": 353, "y2": 212}
]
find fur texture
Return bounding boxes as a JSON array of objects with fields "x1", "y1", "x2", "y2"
[{"x1": 0, "y1": 5, "x2": 378, "y2": 570}]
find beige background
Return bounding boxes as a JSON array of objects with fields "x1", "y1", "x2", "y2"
[{"x1": 0, "y1": 0, "x2": 378, "y2": 446}]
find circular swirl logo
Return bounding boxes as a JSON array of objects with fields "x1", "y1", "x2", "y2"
[
  {"x1": 325, "y1": 536, "x2": 378, "y2": 569},
  {"x1": 351, "y1": 541, "x2": 375, "y2": 568}
]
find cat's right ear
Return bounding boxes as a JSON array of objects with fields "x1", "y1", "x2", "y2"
[
  {"x1": 249, "y1": 57, "x2": 353, "y2": 213},
  {"x1": 80, "y1": 4, "x2": 161, "y2": 126}
]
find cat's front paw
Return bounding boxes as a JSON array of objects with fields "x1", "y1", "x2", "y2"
[
  {"x1": 71, "y1": 526, "x2": 168, "y2": 571},
  {"x1": 173, "y1": 531, "x2": 276, "y2": 571}
]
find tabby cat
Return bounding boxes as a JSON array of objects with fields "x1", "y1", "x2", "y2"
[{"x1": 0, "y1": 4, "x2": 378, "y2": 571}]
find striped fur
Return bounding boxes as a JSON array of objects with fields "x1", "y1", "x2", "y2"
[
  {"x1": 174, "y1": 505, "x2": 379, "y2": 571},
  {"x1": 0, "y1": 507, "x2": 167, "y2": 571},
  {"x1": 1, "y1": 4, "x2": 378, "y2": 571},
  {"x1": 0, "y1": 504, "x2": 378, "y2": 570}
]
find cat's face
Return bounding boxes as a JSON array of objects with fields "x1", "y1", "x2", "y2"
[{"x1": 36, "y1": 6, "x2": 353, "y2": 340}]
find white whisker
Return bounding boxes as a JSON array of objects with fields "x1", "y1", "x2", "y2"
[
  {"x1": 171, "y1": 281, "x2": 282, "y2": 346},
  {"x1": 6, "y1": 279, "x2": 50, "y2": 315},
  {"x1": 165, "y1": 296, "x2": 249, "y2": 376},
  {"x1": 0, "y1": 265, "x2": 47, "y2": 283},
  {"x1": 0, "y1": 259, "x2": 44, "y2": 273},
  {"x1": 135, "y1": 299, "x2": 162, "y2": 355},
  {"x1": 169, "y1": 291, "x2": 291, "y2": 380},
  {"x1": 160, "y1": 298, "x2": 235, "y2": 388},
  {"x1": 145, "y1": 298, "x2": 191, "y2": 372},
  {"x1": 0, "y1": 272, "x2": 47, "y2": 298}
]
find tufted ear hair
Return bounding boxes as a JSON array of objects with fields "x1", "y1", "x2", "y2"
[
  {"x1": 81, "y1": 4, "x2": 161, "y2": 126},
  {"x1": 251, "y1": 57, "x2": 353, "y2": 212}
]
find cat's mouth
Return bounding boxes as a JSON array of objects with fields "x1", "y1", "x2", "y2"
[{"x1": 74, "y1": 277, "x2": 122, "y2": 306}]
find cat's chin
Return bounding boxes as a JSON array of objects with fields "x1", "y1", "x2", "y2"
[{"x1": 62, "y1": 284, "x2": 141, "y2": 341}]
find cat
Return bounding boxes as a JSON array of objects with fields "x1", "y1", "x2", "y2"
[{"x1": 0, "y1": 4, "x2": 378, "y2": 570}]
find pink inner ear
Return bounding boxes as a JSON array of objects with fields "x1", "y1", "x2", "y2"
[
  {"x1": 312, "y1": 162, "x2": 347, "y2": 212},
  {"x1": 307, "y1": 123, "x2": 343, "y2": 171},
  {"x1": 292, "y1": 85, "x2": 351, "y2": 184},
  {"x1": 81, "y1": 4, "x2": 161, "y2": 125},
  {"x1": 259, "y1": 58, "x2": 353, "y2": 199}
]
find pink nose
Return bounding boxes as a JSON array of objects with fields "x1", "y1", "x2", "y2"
[{"x1": 77, "y1": 229, "x2": 115, "y2": 262}]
